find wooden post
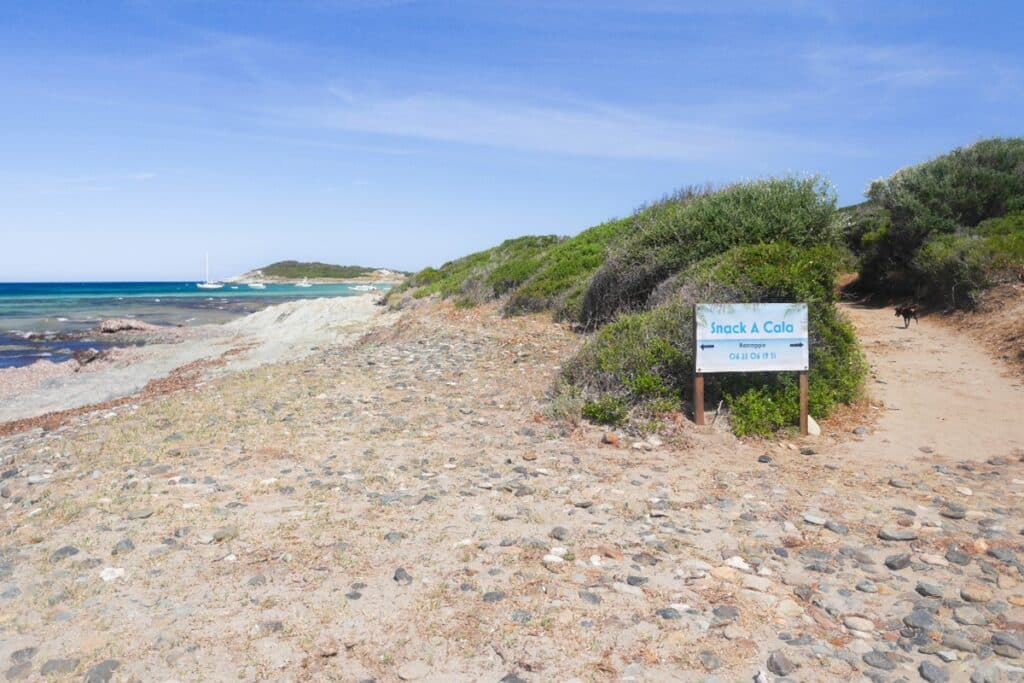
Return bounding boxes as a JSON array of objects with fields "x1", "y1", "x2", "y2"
[
  {"x1": 798, "y1": 370, "x2": 809, "y2": 436},
  {"x1": 694, "y1": 373, "x2": 705, "y2": 425}
]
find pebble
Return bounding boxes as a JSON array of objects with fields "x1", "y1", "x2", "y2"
[
  {"x1": 213, "y1": 525, "x2": 238, "y2": 542},
  {"x1": 844, "y1": 616, "x2": 875, "y2": 632},
  {"x1": 127, "y1": 508, "x2": 154, "y2": 520},
  {"x1": 40, "y1": 659, "x2": 79, "y2": 676},
  {"x1": 862, "y1": 650, "x2": 897, "y2": 670},
  {"x1": 83, "y1": 659, "x2": 120, "y2": 683},
  {"x1": 916, "y1": 582, "x2": 944, "y2": 598},
  {"x1": 803, "y1": 513, "x2": 827, "y2": 526},
  {"x1": 961, "y1": 583, "x2": 993, "y2": 603},
  {"x1": 49, "y1": 546, "x2": 79, "y2": 563},
  {"x1": 698, "y1": 651, "x2": 723, "y2": 670},
  {"x1": 656, "y1": 607, "x2": 681, "y2": 619},
  {"x1": 903, "y1": 608, "x2": 937, "y2": 630},
  {"x1": 767, "y1": 651, "x2": 796, "y2": 676},
  {"x1": 397, "y1": 660, "x2": 430, "y2": 680},
  {"x1": 889, "y1": 478, "x2": 913, "y2": 489},
  {"x1": 550, "y1": 526, "x2": 570, "y2": 541},
  {"x1": 879, "y1": 528, "x2": 918, "y2": 541},
  {"x1": 483, "y1": 591, "x2": 506, "y2": 602},
  {"x1": 578, "y1": 590, "x2": 601, "y2": 605},
  {"x1": 885, "y1": 552, "x2": 911, "y2": 570},
  {"x1": 111, "y1": 538, "x2": 134, "y2": 556},
  {"x1": 918, "y1": 661, "x2": 950, "y2": 683},
  {"x1": 954, "y1": 606, "x2": 987, "y2": 626},
  {"x1": 393, "y1": 568, "x2": 413, "y2": 585}
]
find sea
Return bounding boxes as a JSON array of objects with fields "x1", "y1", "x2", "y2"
[{"x1": 0, "y1": 281, "x2": 386, "y2": 369}]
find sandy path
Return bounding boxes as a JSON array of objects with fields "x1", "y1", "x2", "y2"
[{"x1": 837, "y1": 302, "x2": 1024, "y2": 462}]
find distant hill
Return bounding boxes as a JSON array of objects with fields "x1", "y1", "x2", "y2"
[{"x1": 238, "y1": 261, "x2": 405, "y2": 281}]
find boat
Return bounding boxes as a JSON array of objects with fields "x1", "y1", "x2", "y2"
[
  {"x1": 351, "y1": 284, "x2": 377, "y2": 292},
  {"x1": 294, "y1": 277, "x2": 313, "y2": 288},
  {"x1": 196, "y1": 254, "x2": 224, "y2": 290},
  {"x1": 248, "y1": 282, "x2": 266, "y2": 289}
]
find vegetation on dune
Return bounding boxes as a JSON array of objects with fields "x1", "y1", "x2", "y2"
[
  {"x1": 260, "y1": 261, "x2": 394, "y2": 279},
  {"x1": 847, "y1": 137, "x2": 1024, "y2": 308},
  {"x1": 388, "y1": 235, "x2": 565, "y2": 308},
  {"x1": 562, "y1": 243, "x2": 866, "y2": 435},
  {"x1": 580, "y1": 177, "x2": 840, "y2": 327},
  {"x1": 393, "y1": 174, "x2": 865, "y2": 435}
]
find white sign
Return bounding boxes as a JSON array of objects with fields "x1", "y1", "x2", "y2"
[{"x1": 695, "y1": 303, "x2": 808, "y2": 373}]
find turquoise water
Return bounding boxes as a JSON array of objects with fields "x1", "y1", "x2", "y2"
[{"x1": 0, "y1": 281, "x2": 386, "y2": 368}]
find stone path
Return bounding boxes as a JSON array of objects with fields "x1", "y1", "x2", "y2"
[{"x1": 0, "y1": 301, "x2": 1021, "y2": 681}]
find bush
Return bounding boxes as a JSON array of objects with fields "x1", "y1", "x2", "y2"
[
  {"x1": 563, "y1": 243, "x2": 866, "y2": 435},
  {"x1": 581, "y1": 396, "x2": 629, "y2": 426},
  {"x1": 580, "y1": 177, "x2": 839, "y2": 327},
  {"x1": 505, "y1": 217, "x2": 632, "y2": 318},
  {"x1": 857, "y1": 137, "x2": 1024, "y2": 301},
  {"x1": 399, "y1": 235, "x2": 563, "y2": 305}
]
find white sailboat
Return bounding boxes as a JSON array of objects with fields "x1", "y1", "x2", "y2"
[
  {"x1": 294, "y1": 277, "x2": 313, "y2": 288},
  {"x1": 196, "y1": 254, "x2": 224, "y2": 290}
]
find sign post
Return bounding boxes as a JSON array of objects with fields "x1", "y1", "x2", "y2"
[{"x1": 693, "y1": 303, "x2": 810, "y2": 435}]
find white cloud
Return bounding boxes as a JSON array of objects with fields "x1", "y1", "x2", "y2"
[{"x1": 286, "y1": 86, "x2": 842, "y2": 163}]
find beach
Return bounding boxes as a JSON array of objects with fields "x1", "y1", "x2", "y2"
[{"x1": 0, "y1": 296, "x2": 1022, "y2": 681}]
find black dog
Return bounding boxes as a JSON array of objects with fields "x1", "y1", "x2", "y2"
[{"x1": 894, "y1": 304, "x2": 918, "y2": 328}]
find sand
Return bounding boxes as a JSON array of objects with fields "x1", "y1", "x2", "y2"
[{"x1": 0, "y1": 297, "x2": 1022, "y2": 681}]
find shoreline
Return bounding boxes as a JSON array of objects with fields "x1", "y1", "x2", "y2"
[{"x1": 0, "y1": 293, "x2": 388, "y2": 428}]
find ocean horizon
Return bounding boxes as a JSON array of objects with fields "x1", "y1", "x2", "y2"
[{"x1": 0, "y1": 281, "x2": 387, "y2": 369}]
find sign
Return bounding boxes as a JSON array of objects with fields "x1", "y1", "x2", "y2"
[{"x1": 695, "y1": 303, "x2": 808, "y2": 373}]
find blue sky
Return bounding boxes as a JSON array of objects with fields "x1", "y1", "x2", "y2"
[{"x1": 1, "y1": 1, "x2": 1021, "y2": 281}]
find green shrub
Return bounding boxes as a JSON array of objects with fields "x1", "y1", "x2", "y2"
[
  {"x1": 504, "y1": 217, "x2": 633, "y2": 317},
  {"x1": 563, "y1": 243, "x2": 866, "y2": 435},
  {"x1": 857, "y1": 137, "x2": 1024, "y2": 301},
  {"x1": 580, "y1": 177, "x2": 839, "y2": 326},
  {"x1": 401, "y1": 235, "x2": 563, "y2": 305},
  {"x1": 581, "y1": 396, "x2": 629, "y2": 426}
]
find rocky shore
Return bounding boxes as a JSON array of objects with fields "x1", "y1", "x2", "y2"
[{"x1": 0, "y1": 300, "x2": 1022, "y2": 681}]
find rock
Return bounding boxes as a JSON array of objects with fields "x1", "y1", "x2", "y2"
[
  {"x1": 601, "y1": 433, "x2": 619, "y2": 446},
  {"x1": 918, "y1": 661, "x2": 950, "y2": 683},
  {"x1": 384, "y1": 531, "x2": 406, "y2": 544},
  {"x1": 803, "y1": 513, "x2": 827, "y2": 526},
  {"x1": 83, "y1": 659, "x2": 119, "y2": 683},
  {"x1": 946, "y1": 547, "x2": 971, "y2": 566},
  {"x1": 713, "y1": 605, "x2": 739, "y2": 622},
  {"x1": 482, "y1": 591, "x2": 506, "y2": 603},
  {"x1": 656, "y1": 607, "x2": 681, "y2": 619},
  {"x1": 961, "y1": 583, "x2": 993, "y2": 603},
  {"x1": 853, "y1": 426, "x2": 869, "y2": 435},
  {"x1": 9, "y1": 649, "x2": 37, "y2": 666},
  {"x1": 856, "y1": 580, "x2": 878, "y2": 593},
  {"x1": 5, "y1": 663, "x2": 30, "y2": 680},
  {"x1": 99, "y1": 567, "x2": 125, "y2": 582},
  {"x1": 111, "y1": 539, "x2": 134, "y2": 556},
  {"x1": 510, "y1": 610, "x2": 531, "y2": 623},
  {"x1": 213, "y1": 525, "x2": 238, "y2": 542},
  {"x1": 807, "y1": 415, "x2": 821, "y2": 436},
  {"x1": 767, "y1": 651, "x2": 796, "y2": 676},
  {"x1": 844, "y1": 616, "x2": 875, "y2": 632},
  {"x1": 879, "y1": 527, "x2": 918, "y2": 541},
  {"x1": 550, "y1": 526, "x2": 570, "y2": 541},
  {"x1": 40, "y1": 659, "x2": 79, "y2": 676},
  {"x1": 954, "y1": 606, "x2": 988, "y2": 626},
  {"x1": 916, "y1": 582, "x2": 944, "y2": 598},
  {"x1": 904, "y1": 609, "x2": 937, "y2": 630},
  {"x1": 397, "y1": 660, "x2": 430, "y2": 680},
  {"x1": 393, "y1": 568, "x2": 413, "y2": 585},
  {"x1": 698, "y1": 651, "x2": 723, "y2": 670},
  {"x1": 578, "y1": 590, "x2": 601, "y2": 605},
  {"x1": 49, "y1": 546, "x2": 79, "y2": 563},
  {"x1": 99, "y1": 318, "x2": 157, "y2": 333},
  {"x1": 800, "y1": 446, "x2": 816, "y2": 455},
  {"x1": 825, "y1": 521, "x2": 849, "y2": 535},
  {"x1": 940, "y1": 504, "x2": 966, "y2": 520},
  {"x1": 889, "y1": 478, "x2": 913, "y2": 489},
  {"x1": 863, "y1": 650, "x2": 897, "y2": 670},
  {"x1": 758, "y1": 454, "x2": 771, "y2": 463},
  {"x1": 885, "y1": 552, "x2": 911, "y2": 570},
  {"x1": 127, "y1": 507, "x2": 154, "y2": 520}
]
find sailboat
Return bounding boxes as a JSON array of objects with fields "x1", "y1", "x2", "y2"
[
  {"x1": 196, "y1": 254, "x2": 224, "y2": 290},
  {"x1": 294, "y1": 277, "x2": 313, "y2": 288}
]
